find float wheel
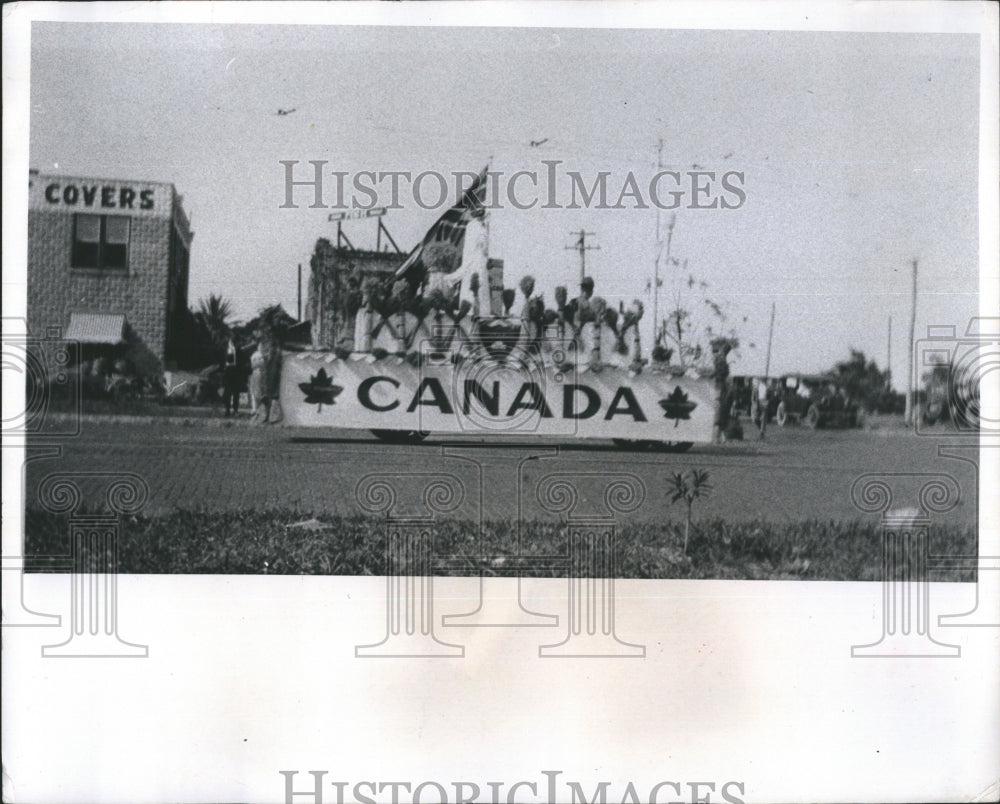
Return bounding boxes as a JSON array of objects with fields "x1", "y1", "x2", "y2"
[{"x1": 775, "y1": 402, "x2": 788, "y2": 427}]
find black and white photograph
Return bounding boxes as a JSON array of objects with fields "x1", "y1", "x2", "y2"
[{"x1": 3, "y1": 2, "x2": 998, "y2": 803}]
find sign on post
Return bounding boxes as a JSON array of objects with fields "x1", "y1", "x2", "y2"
[{"x1": 328, "y1": 207, "x2": 387, "y2": 222}]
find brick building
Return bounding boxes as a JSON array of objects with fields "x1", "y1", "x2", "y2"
[{"x1": 28, "y1": 169, "x2": 194, "y2": 371}]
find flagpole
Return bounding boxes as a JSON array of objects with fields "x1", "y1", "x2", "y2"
[
  {"x1": 484, "y1": 154, "x2": 493, "y2": 258},
  {"x1": 476, "y1": 157, "x2": 492, "y2": 317}
]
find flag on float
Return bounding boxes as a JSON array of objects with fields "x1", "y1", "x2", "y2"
[{"x1": 394, "y1": 166, "x2": 488, "y2": 282}]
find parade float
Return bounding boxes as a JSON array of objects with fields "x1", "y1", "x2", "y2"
[{"x1": 279, "y1": 171, "x2": 719, "y2": 449}]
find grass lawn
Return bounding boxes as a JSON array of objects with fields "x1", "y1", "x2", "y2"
[{"x1": 23, "y1": 509, "x2": 976, "y2": 581}]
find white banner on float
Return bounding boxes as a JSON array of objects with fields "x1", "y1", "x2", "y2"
[{"x1": 280, "y1": 351, "x2": 717, "y2": 442}]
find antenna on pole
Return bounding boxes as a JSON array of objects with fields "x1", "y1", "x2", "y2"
[
  {"x1": 651, "y1": 138, "x2": 680, "y2": 346},
  {"x1": 565, "y1": 229, "x2": 599, "y2": 285},
  {"x1": 656, "y1": 209, "x2": 677, "y2": 346}
]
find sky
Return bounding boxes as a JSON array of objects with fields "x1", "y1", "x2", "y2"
[{"x1": 27, "y1": 22, "x2": 982, "y2": 385}]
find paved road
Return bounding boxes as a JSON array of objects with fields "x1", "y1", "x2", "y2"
[{"x1": 23, "y1": 419, "x2": 978, "y2": 524}]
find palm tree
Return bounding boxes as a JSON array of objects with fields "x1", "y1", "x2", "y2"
[
  {"x1": 196, "y1": 294, "x2": 233, "y2": 340},
  {"x1": 188, "y1": 294, "x2": 235, "y2": 367},
  {"x1": 668, "y1": 469, "x2": 713, "y2": 554},
  {"x1": 193, "y1": 293, "x2": 235, "y2": 361}
]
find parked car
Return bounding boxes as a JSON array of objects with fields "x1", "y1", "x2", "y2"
[{"x1": 773, "y1": 374, "x2": 861, "y2": 428}]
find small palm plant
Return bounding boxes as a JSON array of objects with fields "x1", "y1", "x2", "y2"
[{"x1": 668, "y1": 469, "x2": 713, "y2": 554}]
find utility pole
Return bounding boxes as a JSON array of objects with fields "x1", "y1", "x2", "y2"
[
  {"x1": 887, "y1": 315, "x2": 892, "y2": 389},
  {"x1": 297, "y1": 263, "x2": 302, "y2": 321},
  {"x1": 759, "y1": 301, "x2": 776, "y2": 440},
  {"x1": 764, "y1": 301, "x2": 776, "y2": 379},
  {"x1": 565, "y1": 230, "x2": 599, "y2": 285},
  {"x1": 904, "y1": 259, "x2": 918, "y2": 424}
]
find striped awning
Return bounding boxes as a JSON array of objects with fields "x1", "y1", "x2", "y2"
[{"x1": 64, "y1": 313, "x2": 126, "y2": 344}]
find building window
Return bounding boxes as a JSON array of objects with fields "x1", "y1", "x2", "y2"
[{"x1": 72, "y1": 214, "x2": 130, "y2": 272}]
